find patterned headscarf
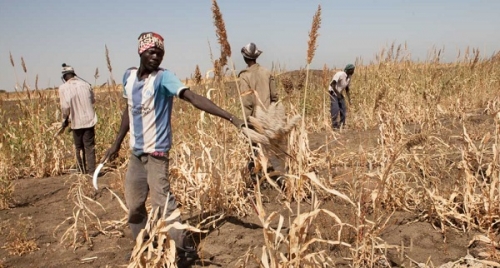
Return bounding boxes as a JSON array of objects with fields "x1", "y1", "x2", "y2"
[
  {"x1": 241, "y1": 43, "x2": 262, "y2": 60},
  {"x1": 138, "y1": 32, "x2": 165, "y2": 55}
]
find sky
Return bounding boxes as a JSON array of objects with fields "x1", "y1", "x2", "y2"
[{"x1": 0, "y1": 0, "x2": 499, "y2": 91}]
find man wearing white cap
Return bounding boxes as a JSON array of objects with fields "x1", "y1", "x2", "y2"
[{"x1": 58, "y1": 63, "x2": 97, "y2": 175}]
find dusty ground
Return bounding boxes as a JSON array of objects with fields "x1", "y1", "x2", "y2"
[{"x1": 0, "y1": 111, "x2": 495, "y2": 268}]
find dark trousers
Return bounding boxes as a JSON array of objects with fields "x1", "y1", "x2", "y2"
[
  {"x1": 72, "y1": 127, "x2": 96, "y2": 174},
  {"x1": 330, "y1": 93, "x2": 346, "y2": 129}
]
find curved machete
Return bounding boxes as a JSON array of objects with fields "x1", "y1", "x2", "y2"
[{"x1": 92, "y1": 157, "x2": 108, "y2": 190}]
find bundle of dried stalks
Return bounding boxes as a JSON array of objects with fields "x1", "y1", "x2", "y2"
[{"x1": 241, "y1": 102, "x2": 301, "y2": 145}]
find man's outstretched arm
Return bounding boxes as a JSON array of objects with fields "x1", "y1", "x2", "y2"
[{"x1": 180, "y1": 89, "x2": 244, "y2": 128}]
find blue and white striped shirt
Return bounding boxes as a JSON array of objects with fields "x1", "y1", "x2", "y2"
[{"x1": 122, "y1": 68, "x2": 188, "y2": 156}]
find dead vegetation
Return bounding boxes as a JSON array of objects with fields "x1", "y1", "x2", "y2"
[
  {"x1": 53, "y1": 174, "x2": 124, "y2": 251},
  {"x1": 1, "y1": 217, "x2": 39, "y2": 256}
]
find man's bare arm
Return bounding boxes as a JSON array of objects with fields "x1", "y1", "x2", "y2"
[{"x1": 180, "y1": 89, "x2": 244, "y2": 127}]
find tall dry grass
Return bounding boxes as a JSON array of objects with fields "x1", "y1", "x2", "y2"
[{"x1": 0, "y1": 50, "x2": 125, "y2": 212}]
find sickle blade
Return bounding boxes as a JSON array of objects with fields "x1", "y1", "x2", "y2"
[{"x1": 92, "y1": 163, "x2": 104, "y2": 190}]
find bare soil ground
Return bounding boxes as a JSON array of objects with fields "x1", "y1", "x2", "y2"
[{"x1": 0, "y1": 111, "x2": 495, "y2": 268}]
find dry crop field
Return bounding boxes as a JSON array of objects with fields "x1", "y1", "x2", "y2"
[{"x1": 1, "y1": 3, "x2": 500, "y2": 268}]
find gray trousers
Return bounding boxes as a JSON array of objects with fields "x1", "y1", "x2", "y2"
[
  {"x1": 330, "y1": 93, "x2": 346, "y2": 129},
  {"x1": 124, "y1": 153, "x2": 186, "y2": 249}
]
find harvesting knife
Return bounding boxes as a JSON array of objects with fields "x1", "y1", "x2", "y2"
[{"x1": 92, "y1": 157, "x2": 108, "y2": 190}]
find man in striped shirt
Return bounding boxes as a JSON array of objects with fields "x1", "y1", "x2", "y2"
[
  {"x1": 58, "y1": 64, "x2": 97, "y2": 174},
  {"x1": 103, "y1": 32, "x2": 245, "y2": 266}
]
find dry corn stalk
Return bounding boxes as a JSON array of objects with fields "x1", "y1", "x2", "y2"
[
  {"x1": 241, "y1": 191, "x2": 354, "y2": 267},
  {"x1": 170, "y1": 135, "x2": 253, "y2": 217},
  {"x1": 54, "y1": 174, "x2": 107, "y2": 251}
]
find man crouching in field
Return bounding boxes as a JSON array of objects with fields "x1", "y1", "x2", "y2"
[{"x1": 102, "y1": 32, "x2": 245, "y2": 266}]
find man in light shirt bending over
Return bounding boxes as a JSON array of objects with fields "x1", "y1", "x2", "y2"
[{"x1": 329, "y1": 64, "x2": 355, "y2": 129}]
